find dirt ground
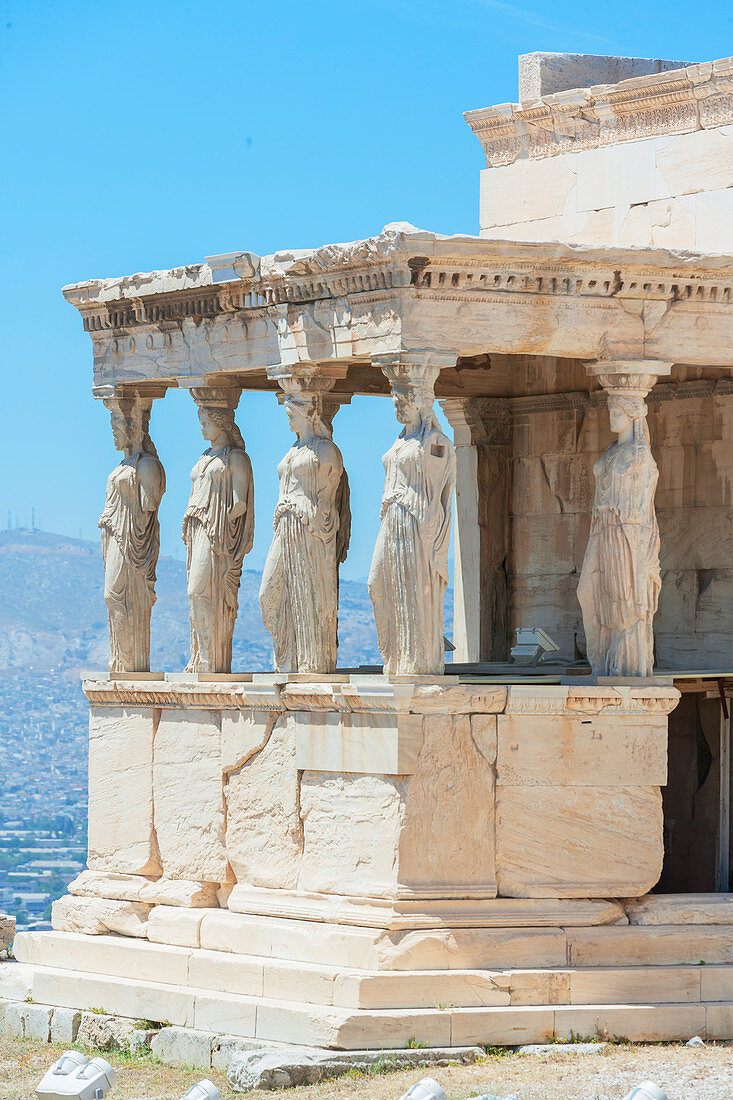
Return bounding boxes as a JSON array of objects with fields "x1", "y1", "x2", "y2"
[{"x1": 1, "y1": 1036, "x2": 732, "y2": 1099}]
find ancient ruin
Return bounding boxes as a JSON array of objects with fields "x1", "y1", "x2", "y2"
[{"x1": 12, "y1": 52, "x2": 733, "y2": 1048}]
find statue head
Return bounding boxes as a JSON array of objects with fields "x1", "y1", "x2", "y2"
[
  {"x1": 380, "y1": 361, "x2": 440, "y2": 429},
  {"x1": 607, "y1": 393, "x2": 649, "y2": 442},
  {"x1": 198, "y1": 404, "x2": 245, "y2": 450},
  {"x1": 283, "y1": 392, "x2": 330, "y2": 439},
  {"x1": 391, "y1": 381, "x2": 436, "y2": 426},
  {"x1": 106, "y1": 397, "x2": 153, "y2": 457}
]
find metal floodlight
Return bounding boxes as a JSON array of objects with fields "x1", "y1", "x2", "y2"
[
  {"x1": 623, "y1": 1084, "x2": 668, "y2": 1100},
  {"x1": 36, "y1": 1052, "x2": 115, "y2": 1100},
  {"x1": 510, "y1": 626, "x2": 560, "y2": 665},
  {"x1": 181, "y1": 1083, "x2": 222, "y2": 1100},
  {"x1": 399, "y1": 1077, "x2": 446, "y2": 1100}
]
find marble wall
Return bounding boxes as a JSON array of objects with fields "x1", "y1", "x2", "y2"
[{"x1": 480, "y1": 127, "x2": 733, "y2": 252}]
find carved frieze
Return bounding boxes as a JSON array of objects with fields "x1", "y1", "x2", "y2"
[{"x1": 465, "y1": 57, "x2": 733, "y2": 166}]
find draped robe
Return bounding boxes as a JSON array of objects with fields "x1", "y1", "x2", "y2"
[
  {"x1": 577, "y1": 435, "x2": 661, "y2": 677},
  {"x1": 99, "y1": 452, "x2": 165, "y2": 672},
  {"x1": 260, "y1": 437, "x2": 348, "y2": 673},
  {"x1": 182, "y1": 445, "x2": 254, "y2": 673},
  {"x1": 368, "y1": 421, "x2": 455, "y2": 676}
]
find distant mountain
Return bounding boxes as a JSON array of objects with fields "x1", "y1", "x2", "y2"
[{"x1": 0, "y1": 528, "x2": 451, "y2": 673}]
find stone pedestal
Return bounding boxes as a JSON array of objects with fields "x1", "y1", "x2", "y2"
[{"x1": 16, "y1": 676, "x2": 733, "y2": 1048}]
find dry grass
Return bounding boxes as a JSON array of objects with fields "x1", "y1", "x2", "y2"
[{"x1": 0, "y1": 1036, "x2": 732, "y2": 1099}]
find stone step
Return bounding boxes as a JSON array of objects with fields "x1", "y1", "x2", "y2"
[
  {"x1": 137, "y1": 907, "x2": 733, "y2": 970},
  {"x1": 19, "y1": 964, "x2": 733, "y2": 1047},
  {"x1": 14, "y1": 932, "x2": 733, "y2": 1011}
]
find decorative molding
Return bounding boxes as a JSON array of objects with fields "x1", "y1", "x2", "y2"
[
  {"x1": 82, "y1": 679, "x2": 283, "y2": 709},
  {"x1": 441, "y1": 397, "x2": 512, "y2": 446},
  {"x1": 410, "y1": 260, "x2": 733, "y2": 304},
  {"x1": 505, "y1": 685, "x2": 680, "y2": 716},
  {"x1": 82, "y1": 676, "x2": 509, "y2": 714},
  {"x1": 465, "y1": 57, "x2": 733, "y2": 166},
  {"x1": 68, "y1": 231, "x2": 733, "y2": 343},
  {"x1": 444, "y1": 379, "x2": 733, "y2": 423}
]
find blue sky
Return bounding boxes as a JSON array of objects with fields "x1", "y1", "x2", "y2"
[{"x1": 1, "y1": 1, "x2": 729, "y2": 577}]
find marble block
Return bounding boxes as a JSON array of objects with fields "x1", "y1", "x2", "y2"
[
  {"x1": 496, "y1": 785, "x2": 663, "y2": 899},
  {"x1": 298, "y1": 713, "x2": 497, "y2": 899},
  {"x1": 88, "y1": 707, "x2": 160, "y2": 875},
  {"x1": 294, "y1": 711, "x2": 424, "y2": 775},
  {"x1": 517, "y1": 52, "x2": 688, "y2": 102},
  {"x1": 225, "y1": 715, "x2": 303, "y2": 890},
  {"x1": 78, "y1": 679, "x2": 674, "y2": 907},
  {"x1": 496, "y1": 714, "x2": 668, "y2": 786},
  {"x1": 51, "y1": 895, "x2": 151, "y2": 938},
  {"x1": 154, "y1": 709, "x2": 227, "y2": 882}
]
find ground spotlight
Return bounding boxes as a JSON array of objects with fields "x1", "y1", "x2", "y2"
[
  {"x1": 36, "y1": 1051, "x2": 115, "y2": 1100},
  {"x1": 398, "y1": 1078, "x2": 446, "y2": 1100},
  {"x1": 181, "y1": 1082, "x2": 222, "y2": 1100},
  {"x1": 623, "y1": 1083, "x2": 668, "y2": 1100}
]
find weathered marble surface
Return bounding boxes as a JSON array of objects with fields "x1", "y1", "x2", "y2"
[
  {"x1": 517, "y1": 52, "x2": 688, "y2": 103},
  {"x1": 78, "y1": 679, "x2": 676, "y2": 906},
  {"x1": 466, "y1": 55, "x2": 733, "y2": 253},
  {"x1": 153, "y1": 709, "x2": 227, "y2": 882},
  {"x1": 225, "y1": 716, "x2": 302, "y2": 890},
  {"x1": 369, "y1": 363, "x2": 455, "y2": 675},
  {"x1": 260, "y1": 373, "x2": 350, "y2": 673},
  {"x1": 183, "y1": 388, "x2": 254, "y2": 673},
  {"x1": 100, "y1": 394, "x2": 165, "y2": 672},
  {"x1": 87, "y1": 707, "x2": 159, "y2": 876},
  {"x1": 52, "y1": 895, "x2": 151, "y2": 938}
]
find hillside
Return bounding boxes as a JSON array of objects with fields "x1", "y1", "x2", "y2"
[{"x1": 0, "y1": 528, "x2": 453, "y2": 672}]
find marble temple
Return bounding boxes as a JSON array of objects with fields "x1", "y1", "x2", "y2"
[{"x1": 13, "y1": 51, "x2": 733, "y2": 1048}]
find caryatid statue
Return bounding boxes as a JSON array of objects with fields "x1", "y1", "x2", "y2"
[
  {"x1": 260, "y1": 374, "x2": 351, "y2": 673},
  {"x1": 369, "y1": 362, "x2": 456, "y2": 676},
  {"x1": 183, "y1": 387, "x2": 254, "y2": 673},
  {"x1": 577, "y1": 370, "x2": 663, "y2": 677},
  {"x1": 99, "y1": 393, "x2": 166, "y2": 673}
]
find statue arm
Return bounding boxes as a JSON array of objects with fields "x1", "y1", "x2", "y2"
[
  {"x1": 434, "y1": 445, "x2": 456, "y2": 580},
  {"x1": 229, "y1": 449, "x2": 253, "y2": 521},
  {"x1": 335, "y1": 471, "x2": 351, "y2": 565},
  {"x1": 138, "y1": 457, "x2": 165, "y2": 514},
  {"x1": 230, "y1": 449, "x2": 255, "y2": 552},
  {"x1": 313, "y1": 441, "x2": 342, "y2": 544},
  {"x1": 423, "y1": 431, "x2": 456, "y2": 574}
]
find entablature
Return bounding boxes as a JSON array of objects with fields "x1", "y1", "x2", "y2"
[{"x1": 64, "y1": 225, "x2": 733, "y2": 394}]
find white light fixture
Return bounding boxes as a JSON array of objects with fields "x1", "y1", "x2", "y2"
[
  {"x1": 399, "y1": 1078, "x2": 446, "y2": 1100},
  {"x1": 36, "y1": 1052, "x2": 115, "y2": 1100},
  {"x1": 181, "y1": 1083, "x2": 222, "y2": 1100},
  {"x1": 623, "y1": 1084, "x2": 668, "y2": 1100},
  {"x1": 510, "y1": 626, "x2": 559, "y2": 665}
]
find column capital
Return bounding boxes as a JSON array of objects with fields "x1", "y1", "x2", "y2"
[
  {"x1": 266, "y1": 362, "x2": 348, "y2": 393},
  {"x1": 93, "y1": 382, "x2": 168, "y2": 406},
  {"x1": 179, "y1": 378, "x2": 242, "y2": 411},
  {"x1": 321, "y1": 392, "x2": 352, "y2": 427},
  {"x1": 585, "y1": 359, "x2": 673, "y2": 398},
  {"x1": 440, "y1": 397, "x2": 511, "y2": 447},
  {"x1": 373, "y1": 350, "x2": 456, "y2": 389}
]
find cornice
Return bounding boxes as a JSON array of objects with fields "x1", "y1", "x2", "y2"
[
  {"x1": 465, "y1": 56, "x2": 733, "y2": 166},
  {"x1": 82, "y1": 676, "x2": 508, "y2": 714},
  {"x1": 68, "y1": 231, "x2": 733, "y2": 339}
]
